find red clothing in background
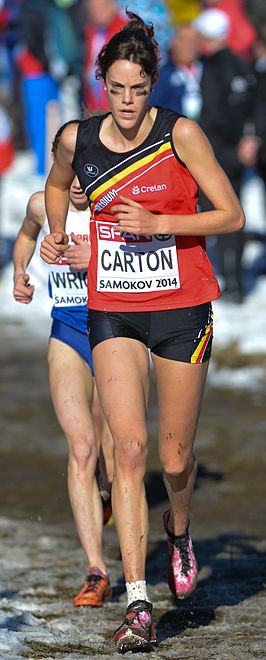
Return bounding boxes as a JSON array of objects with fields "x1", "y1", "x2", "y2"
[
  {"x1": 83, "y1": 13, "x2": 127, "y2": 112},
  {"x1": 211, "y1": 0, "x2": 256, "y2": 60}
]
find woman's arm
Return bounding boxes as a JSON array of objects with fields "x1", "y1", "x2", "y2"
[
  {"x1": 167, "y1": 117, "x2": 245, "y2": 235},
  {"x1": 111, "y1": 118, "x2": 245, "y2": 236},
  {"x1": 13, "y1": 191, "x2": 45, "y2": 303},
  {"x1": 41, "y1": 123, "x2": 78, "y2": 264}
]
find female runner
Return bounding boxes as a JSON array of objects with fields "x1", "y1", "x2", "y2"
[
  {"x1": 40, "y1": 11, "x2": 245, "y2": 653},
  {"x1": 14, "y1": 123, "x2": 113, "y2": 609}
]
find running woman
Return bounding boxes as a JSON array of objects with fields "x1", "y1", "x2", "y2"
[
  {"x1": 40, "y1": 12, "x2": 245, "y2": 652},
  {"x1": 13, "y1": 123, "x2": 113, "y2": 609}
]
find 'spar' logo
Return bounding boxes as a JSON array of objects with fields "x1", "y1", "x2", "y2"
[{"x1": 154, "y1": 234, "x2": 172, "y2": 241}]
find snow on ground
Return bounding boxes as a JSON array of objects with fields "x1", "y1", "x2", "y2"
[{"x1": 213, "y1": 277, "x2": 266, "y2": 355}]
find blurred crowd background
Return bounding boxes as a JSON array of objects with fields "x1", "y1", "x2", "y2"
[{"x1": 1, "y1": 0, "x2": 266, "y2": 304}]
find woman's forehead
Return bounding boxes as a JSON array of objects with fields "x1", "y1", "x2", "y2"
[{"x1": 106, "y1": 60, "x2": 149, "y2": 83}]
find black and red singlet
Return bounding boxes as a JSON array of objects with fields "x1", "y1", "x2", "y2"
[{"x1": 72, "y1": 106, "x2": 220, "y2": 312}]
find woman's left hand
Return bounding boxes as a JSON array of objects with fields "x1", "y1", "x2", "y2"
[
  {"x1": 111, "y1": 195, "x2": 157, "y2": 235},
  {"x1": 66, "y1": 234, "x2": 91, "y2": 269}
]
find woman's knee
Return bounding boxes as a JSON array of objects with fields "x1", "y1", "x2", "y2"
[
  {"x1": 162, "y1": 452, "x2": 196, "y2": 479},
  {"x1": 68, "y1": 434, "x2": 97, "y2": 473},
  {"x1": 114, "y1": 433, "x2": 148, "y2": 475}
]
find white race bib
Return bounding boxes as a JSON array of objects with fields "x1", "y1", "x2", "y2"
[
  {"x1": 49, "y1": 266, "x2": 88, "y2": 307},
  {"x1": 47, "y1": 209, "x2": 90, "y2": 307},
  {"x1": 96, "y1": 221, "x2": 180, "y2": 294}
]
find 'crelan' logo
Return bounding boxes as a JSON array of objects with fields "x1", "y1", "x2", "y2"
[
  {"x1": 84, "y1": 163, "x2": 99, "y2": 177},
  {"x1": 132, "y1": 183, "x2": 167, "y2": 195}
]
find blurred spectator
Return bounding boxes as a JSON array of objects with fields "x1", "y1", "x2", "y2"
[
  {"x1": 0, "y1": 96, "x2": 14, "y2": 174},
  {"x1": 0, "y1": 2, "x2": 22, "y2": 97},
  {"x1": 118, "y1": 1, "x2": 174, "y2": 64},
  {"x1": 15, "y1": 0, "x2": 84, "y2": 176},
  {"x1": 202, "y1": 0, "x2": 256, "y2": 60},
  {"x1": 0, "y1": 0, "x2": 25, "y2": 155},
  {"x1": 253, "y1": 26, "x2": 266, "y2": 188},
  {"x1": 246, "y1": 0, "x2": 266, "y2": 29},
  {"x1": 16, "y1": 0, "x2": 59, "y2": 176},
  {"x1": 150, "y1": 24, "x2": 202, "y2": 120},
  {"x1": 46, "y1": 1, "x2": 84, "y2": 123},
  {"x1": 165, "y1": 0, "x2": 201, "y2": 24},
  {"x1": 193, "y1": 7, "x2": 258, "y2": 302},
  {"x1": 47, "y1": 0, "x2": 84, "y2": 84},
  {"x1": 83, "y1": 0, "x2": 127, "y2": 112},
  {"x1": 240, "y1": 24, "x2": 266, "y2": 288}
]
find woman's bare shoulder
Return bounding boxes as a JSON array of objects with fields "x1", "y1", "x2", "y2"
[
  {"x1": 173, "y1": 116, "x2": 206, "y2": 144},
  {"x1": 27, "y1": 191, "x2": 45, "y2": 223},
  {"x1": 173, "y1": 116, "x2": 213, "y2": 164},
  {"x1": 59, "y1": 122, "x2": 80, "y2": 154}
]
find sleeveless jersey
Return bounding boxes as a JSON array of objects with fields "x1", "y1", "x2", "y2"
[
  {"x1": 72, "y1": 106, "x2": 220, "y2": 312},
  {"x1": 47, "y1": 209, "x2": 90, "y2": 331}
]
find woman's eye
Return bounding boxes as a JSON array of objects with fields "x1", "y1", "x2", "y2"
[{"x1": 110, "y1": 87, "x2": 122, "y2": 94}]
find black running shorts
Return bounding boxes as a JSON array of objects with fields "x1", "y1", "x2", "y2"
[{"x1": 87, "y1": 302, "x2": 213, "y2": 363}]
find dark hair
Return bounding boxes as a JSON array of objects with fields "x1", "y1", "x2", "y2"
[
  {"x1": 95, "y1": 10, "x2": 160, "y2": 87},
  {"x1": 51, "y1": 119, "x2": 80, "y2": 157}
]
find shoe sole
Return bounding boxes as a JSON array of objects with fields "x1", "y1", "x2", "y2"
[
  {"x1": 116, "y1": 631, "x2": 156, "y2": 653},
  {"x1": 168, "y1": 572, "x2": 198, "y2": 599},
  {"x1": 73, "y1": 587, "x2": 112, "y2": 607}
]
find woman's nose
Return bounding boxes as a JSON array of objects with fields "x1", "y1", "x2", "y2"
[{"x1": 122, "y1": 88, "x2": 133, "y2": 104}]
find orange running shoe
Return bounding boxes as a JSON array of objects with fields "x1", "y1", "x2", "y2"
[{"x1": 73, "y1": 567, "x2": 112, "y2": 607}]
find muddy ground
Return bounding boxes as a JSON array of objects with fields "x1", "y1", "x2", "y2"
[{"x1": 0, "y1": 315, "x2": 265, "y2": 659}]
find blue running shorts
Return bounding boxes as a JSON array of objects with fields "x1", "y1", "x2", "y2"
[{"x1": 50, "y1": 318, "x2": 93, "y2": 374}]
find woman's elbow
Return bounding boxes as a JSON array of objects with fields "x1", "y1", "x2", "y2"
[
  {"x1": 227, "y1": 205, "x2": 246, "y2": 233},
  {"x1": 234, "y1": 208, "x2": 246, "y2": 232}
]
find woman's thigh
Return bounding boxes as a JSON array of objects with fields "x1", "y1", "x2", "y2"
[
  {"x1": 152, "y1": 353, "x2": 209, "y2": 469},
  {"x1": 48, "y1": 338, "x2": 94, "y2": 441},
  {"x1": 92, "y1": 337, "x2": 150, "y2": 443}
]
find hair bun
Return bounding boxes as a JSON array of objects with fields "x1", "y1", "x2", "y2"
[{"x1": 126, "y1": 10, "x2": 157, "y2": 44}]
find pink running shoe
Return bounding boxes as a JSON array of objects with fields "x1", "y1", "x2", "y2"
[
  {"x1": 114, "y1": 600, "x2": 156, "y2": 653},
  {"x1": 163, "y1": 510, "x2": 198, "y2": 599}
]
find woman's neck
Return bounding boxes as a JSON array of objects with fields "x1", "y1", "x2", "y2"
[
  {"x1": 69, "y1": 200, "x2": 89, "y2": 213},
  {"x1": 101, "y1": 106, "x2": 157, "y2": 152}
]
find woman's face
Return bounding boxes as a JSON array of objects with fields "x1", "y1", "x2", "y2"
[
  {"x1": 105, "y1": 59, "x2": 152, "y2": 130},
  {"x1": 70, "y1": 177, "x2": 88, "y2": 208}
]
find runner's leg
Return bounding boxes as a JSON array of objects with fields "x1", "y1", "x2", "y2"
[
  {"x1": 152, "y1": 355, "x2": 209, "y2": 534},
  {"x1": 92, "y1": 337, "x2": 150, "y2": 583},
  {"x1": 92, "y1": 384, "x2": 114, "y2": 491},
  {"x1": 48, "y1": 338, "x2": 106, "y2": 572}
]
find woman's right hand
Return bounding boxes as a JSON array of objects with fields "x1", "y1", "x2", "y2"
[
  {"x1": 40, "y1": 232, "x2": 69, "y2": 264},
  {"x1": 13, "y1": 273, "x2": 35, "y2": 304}
]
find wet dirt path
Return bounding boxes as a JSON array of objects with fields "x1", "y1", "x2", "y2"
[{"x1": 0, "y1": 320, "x2": 265, "y2": 659}]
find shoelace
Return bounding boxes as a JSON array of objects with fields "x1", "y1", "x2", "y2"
[
  {"x1": 115, "y1": 609, "x2": 150, "y2": 635},
  {"x1": 127, "y1": 611, "x2": 149, "y2": 628},
  {"x1": 174, "y1": 535, "x2": 191, "y2": 576},
  {"x1": 86, "y1": 574, "x2": 104, "y2": 592}
]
